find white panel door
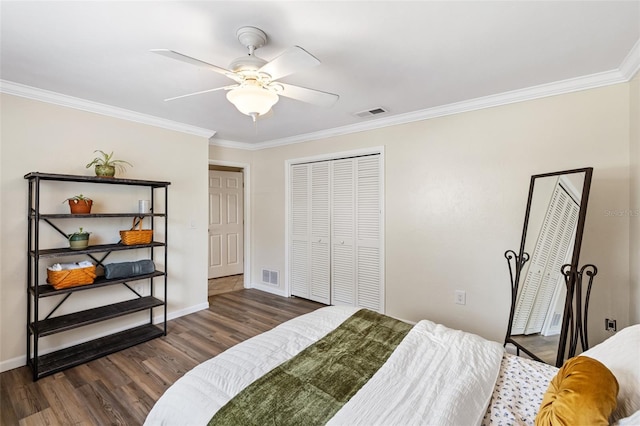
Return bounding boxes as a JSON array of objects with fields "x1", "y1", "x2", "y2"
[{"x1": 209, "y1": 170, "x2": 244, "y2": 278}]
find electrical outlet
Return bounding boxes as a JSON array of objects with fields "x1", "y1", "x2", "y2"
[
  {"x1": 455, "y1": 290, "x2": 466, "y2": 305},
  {"x1": 605, "y1": 318, "x2": 617, "y2": 331}
]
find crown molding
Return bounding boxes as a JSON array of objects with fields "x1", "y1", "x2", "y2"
[
  {"x1": 211, "y1": 66, "x2": 631, "y2": 151},
  {"x1": 619, "y1": 38, "x2": 640, "y2": 80},
  {"x1": 207, "y1": 137, "x2": 257, "y2": 150},
  {"x1": 0, "y1": 80, "x2": 216, "y2": 139}
]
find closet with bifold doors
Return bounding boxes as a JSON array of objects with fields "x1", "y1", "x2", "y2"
[{"x1": 289, "y1": 153, "x2": 383, "y2": 312}]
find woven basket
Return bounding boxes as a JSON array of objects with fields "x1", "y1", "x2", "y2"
[
  {"x1": 120, "y1": 217, "x2": 153, "y2": 245},
  {"x1": 47, "y1": 265, "x2": 97, "y2": 290}
]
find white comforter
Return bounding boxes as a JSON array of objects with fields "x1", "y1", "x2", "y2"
[{"x1": 145, "y1": 306, "x2": 504, "y2": 426}]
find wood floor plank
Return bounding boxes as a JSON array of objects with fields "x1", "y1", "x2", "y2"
[
  {"x1": 0, "y1": 289, "x2": 323, "y2": 425},
  {"x1": 39, "y1": 373, "x2": 93, "y2": 425},
  {"x1": 9, "y1": 377, "x2": 50, "y2": 420},
  {"x1": 18, "y1": 407, "x2": 61, "y2": 426}
]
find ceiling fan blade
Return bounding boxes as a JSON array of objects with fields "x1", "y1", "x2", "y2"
[
  {"x1": 151, "y1": 49, "x2": 233, "y2": 77},
  {"x1": 164, "y1": 84, "x2": 237, "y2": 102},
  {"x1": 259, "y1": 46, "x2": 320, "y2": 80},
  {"x1": 277, "y1": 82, "x2": 339, "y2": 107}
]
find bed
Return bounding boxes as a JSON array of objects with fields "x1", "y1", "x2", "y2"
[{"x1": 145, "y1": 306, "x2": 639, "y2": 426}]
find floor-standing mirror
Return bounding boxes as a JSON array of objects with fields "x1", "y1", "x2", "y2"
[{"x1": 505, "y1": 167, "x2": 594, "y2": 367}]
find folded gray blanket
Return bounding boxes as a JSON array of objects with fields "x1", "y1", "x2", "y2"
[{"x1": 104, "y1": 260, "x2": 155, "y2": 279}]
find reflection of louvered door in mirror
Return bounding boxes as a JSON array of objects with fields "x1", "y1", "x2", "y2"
[
  {"x1": 512, "y1": 179, "x2": 579, "y2": 335},
  {"x1": 525, "y1": 184, "x2": 579, "y2": 334}
]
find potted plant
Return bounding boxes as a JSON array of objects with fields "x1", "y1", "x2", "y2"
[
  {"x1": 68, "y1": 227, "x2": 91, "y2": 250},
  {"x1": 63, "y1": 194, "x2": 93, "y2": 214},
  {"x1": 86, "y1": 150, "x2": 133, "y2": 178}
]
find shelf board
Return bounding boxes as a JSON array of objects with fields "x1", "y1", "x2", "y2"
[
  {"x1": 33, "y1": 270, "x2": 165, "y2": 298},
  {"x1": 32, "y1": 241, "x2": 165, "y2": 258},
  {"x1": 35, "y1": 213, "x2": 166, "y2": 219},
  {"x1": 24, "y1": 172, "x2": 170, "y2": 188},
  {"x1": 31, "y1": 296, "x2": 164, "y2": 337},
  {"x1": 31, "y1": 324, "x2": 164, "y2": 379}
]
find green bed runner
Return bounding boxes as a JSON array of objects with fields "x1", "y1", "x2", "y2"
[{"x1": 208, "y1": 309, "x2": 412, "y2": 426}]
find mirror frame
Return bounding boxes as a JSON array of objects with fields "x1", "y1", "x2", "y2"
[{"x1": 505, "y1": 167, "x2": 593, "y2": 367}]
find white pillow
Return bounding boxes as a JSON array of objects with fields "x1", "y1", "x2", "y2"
[
  {"x1": 617, "y1": 409, "x2": 640, "y2": 426},
  {"x1": 581, "y1": 324, "x2": 640, "y2": 422}
]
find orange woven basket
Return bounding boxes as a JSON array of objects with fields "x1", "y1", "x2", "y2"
[
  {"x1": 120, "y1": 217, "x2": 153, "y2": 246},
  {"x1": 47, "y1": 265, "x2": 97, "y2": 290}
]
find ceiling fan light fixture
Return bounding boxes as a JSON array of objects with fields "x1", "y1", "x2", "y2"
[{"x1": 226, "y1": 84, "x2": 279, "y2": 120}]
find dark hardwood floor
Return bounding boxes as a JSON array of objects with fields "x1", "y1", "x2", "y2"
[
  {"x1": 0, "y1": 289, "x2": 324, "y2": 426},
  {"x1": 510, "y1": 333, "x2": 560, "y2": 365}
]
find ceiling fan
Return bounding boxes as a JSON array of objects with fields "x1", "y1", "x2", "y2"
[{"x1": 152, "y1": 26, "x2": 339, "y2": 121}]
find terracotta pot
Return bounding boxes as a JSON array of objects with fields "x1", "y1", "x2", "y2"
[
  {"x1": 95, "y1": 164, "x2": 116, "y2": 177},
  {"x1": 68, "y1": 199, "x2": 93, "y2": 214}
]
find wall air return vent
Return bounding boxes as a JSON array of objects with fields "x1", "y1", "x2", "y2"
[
  {"x1": 354, "y1": 107, "x2": 388, "y2": 118},
  {"x1": 261, "y1": 268, "x2": 279, "y2": 286}
]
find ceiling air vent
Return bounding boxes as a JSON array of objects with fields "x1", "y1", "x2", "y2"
[{"x1": 354, "y1": 107, "x2": 388, "y2": 118}]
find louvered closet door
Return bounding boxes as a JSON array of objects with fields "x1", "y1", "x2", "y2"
[
  {"x1": 331, "y1": 159, "x2": 356, "y2": 305},
  {"x1": 331, "y1": 155, "x2": 383, "y2": 311},
  {"x1": 289, "y1": 154, "x2": 382, "y2": 311},
  {"x1": 310, "y1": 162, "x2": 331, "y2": 304},
  {"x1": 354, "y1": 155, "x2": 383, "y2": 311},
  {"x1": 289, "y1": 163, "x2": 331, "y2": 304},
  {"x1": 290, "y1": 164, "x2": 311, "y2": 299}
]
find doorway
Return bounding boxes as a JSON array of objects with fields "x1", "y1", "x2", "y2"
[{"x1": 208, "y1": 163, "x2": 248, "y2": 296}]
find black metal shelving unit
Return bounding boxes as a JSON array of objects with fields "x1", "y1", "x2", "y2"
[{"x1": 25, "y1": 172, "x2": 170, "y2": 380}]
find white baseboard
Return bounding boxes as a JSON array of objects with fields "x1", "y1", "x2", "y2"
[
  {"x1": 247, "y1": 282, "x2": 288, "y2": 298},
  {"x1": 164, "y1": 302, "x2": 210, "y2": 322},
  {"x1": 0, "y1": 301, "x2": 210, "y2": 374},
  {"x1": 0, "y1": 355, "x2": 26, "y2": 373}
]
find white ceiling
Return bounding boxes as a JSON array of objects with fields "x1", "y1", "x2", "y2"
[{"x1": 1, "y1": 1, "x2": 639, "y2": 148}]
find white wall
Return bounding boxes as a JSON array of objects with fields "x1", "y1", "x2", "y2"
[
  {"x1": 0, "y1": 94, "x2": 210, "y2": 371},
  {"x1": 211, "y1": 82, "x2": 633, "y2": 346},
  {"x1": 630, "y1": 74, "x2": 640, "y2": 324}
]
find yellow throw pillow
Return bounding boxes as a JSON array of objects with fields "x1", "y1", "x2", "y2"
[{"x1": 535, "y1": 356, "x2": 619, "y2": 426}]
